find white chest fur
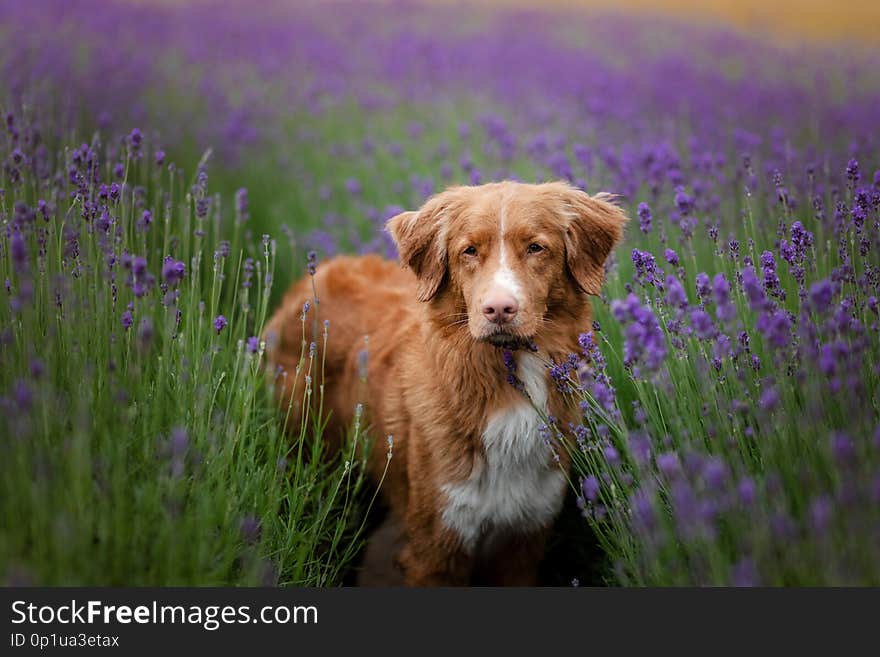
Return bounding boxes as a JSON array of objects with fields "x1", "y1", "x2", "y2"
[{"x1": 440, "y1": 352, "x2": 568, "y2": 552}]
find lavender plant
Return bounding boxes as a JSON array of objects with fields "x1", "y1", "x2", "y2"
[
  {"x1": 565, "y1": 187, "x2": 880, "y2": 584},
  {"x1": 0, "y1": 113, "x2": 369, "y2": 585},
  {"x1": 2, "y1": 0, "x2": 878, "y2": 584}
]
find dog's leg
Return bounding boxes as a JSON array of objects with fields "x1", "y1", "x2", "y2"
[
  {"x1": 475, "y1": 530, "x2": 547, "y2": 586},
  {"x1": 396, "y1": 499, "x2": 472, "y2": 586},
  {"x1": 396, "y1": 532, "x2": 471, "y2": 586}
]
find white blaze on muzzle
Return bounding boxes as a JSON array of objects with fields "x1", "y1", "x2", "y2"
[{"x1": 490, "y1": 201, "x2": 524, "y2": 305}]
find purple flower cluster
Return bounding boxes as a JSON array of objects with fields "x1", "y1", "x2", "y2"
[
  {"x1": 162, "y1": 257, "x2": 186, "y2": 286},
  {"x1": 611, "y1": 295, "x2": 667, "y2": 377},
  {"x1": 631, "y1": 249, "x2": 665, "y2": 291},
  {"x1": 562, "y1": 155, "x2": 878, "y2": 583}
]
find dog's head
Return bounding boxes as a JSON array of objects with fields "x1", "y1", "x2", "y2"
[{"x1": 387, "y1": 181, "x2": 627, "y2": 348}]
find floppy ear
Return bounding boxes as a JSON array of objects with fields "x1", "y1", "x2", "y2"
[
  {"x1": 386, "y1": 192, "x2": 457, "y2": 302},
  {"x1": 559, "y1": 185, "x2": 628, "y2": 296}
]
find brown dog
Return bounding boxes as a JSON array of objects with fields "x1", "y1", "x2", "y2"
[{"x1": 262, "y1": 181, "x2": 627, "y2": 585}]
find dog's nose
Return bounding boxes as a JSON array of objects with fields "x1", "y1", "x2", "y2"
[{"x1": 482, "y1": 294, "x2": 519, "y2": 324}]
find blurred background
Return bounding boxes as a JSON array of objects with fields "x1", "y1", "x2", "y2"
[
  {"x1": 429, "y1": 0, "x2": 880, "y2": 45},
  {"x1": 7, "y1": 0, "x2": 874, "y2": 298}
]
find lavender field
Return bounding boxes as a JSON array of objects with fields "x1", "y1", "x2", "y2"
[{"x1": 1, "y1": 0, "x2": 879, "y2": 585}]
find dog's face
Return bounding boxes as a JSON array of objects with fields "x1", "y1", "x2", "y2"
[{"x1": 387, "y1": 181, "x2": 627, "y2": 348}]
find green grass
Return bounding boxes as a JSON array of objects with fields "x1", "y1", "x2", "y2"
[{"x1": 0, "y1": 128, "x2": 372, "y2": 585}]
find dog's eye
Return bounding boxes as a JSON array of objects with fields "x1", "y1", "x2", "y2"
[
  {"x1": 527, "y1": 243, "x2": 544, "y2": 254},
  {"x1": 463, "y1": 245, "x2": 477, "y2": 256}
]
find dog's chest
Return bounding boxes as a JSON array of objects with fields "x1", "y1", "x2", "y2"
[{"x1": 440, "y1": 353, "x2": 567, "y2": 552}]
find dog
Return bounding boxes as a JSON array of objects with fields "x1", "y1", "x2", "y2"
[{"x1": 262, "y1": 181, "x2": 627, "y2": 585}]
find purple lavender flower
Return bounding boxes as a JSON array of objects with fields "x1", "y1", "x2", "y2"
[
  {"x1": 132, "y1": 256, "x2": 148, "y2": 276},
  {"x1": 845, "y1": 158, "x2": 860, "y2": 186},
  {"x1": 246, "y1": 336, "x2": 260, "y2": 354},
  {"x1": 502, "y1": 349, "x2": 525, "y2": 392},
  {"x1": 731, "y1": 558, "x2": 759, "y2": 587},
  {"x1": 161, "y1": 257, "x2": 186, "y2": 285},
  {"x1": 13, "y1": 379, "x2": 32, "y2": 410},
  {"x1": 809, "y1": 495, "x2": 833, "y2": 533},
  {"x1": 630, "y1": 489, "x2": 656, "y2": 532},
  {"x1": 831, "y1": 432, "x2": 855, "y2": 465},
  {"x1": 695, "y1": 272, "x2": 710, "y2": 300},
  {"x1": 728, "y1": 239, "x2": 740, "y2": 259},
  {"x1": 129, "y1": 128, "x2": 142, "y2": 151},
  {"x1": 690, "y1": 308, "x2": 716, "y2": 340},
  {"x1": 240, "y1": 515, "x2": 262, "y2": 545},
  {"x1": 210, "y1": 314, "x2": 227, "y2": 335},
  {"x1": 809, "y1": 279, "x2": 835, "y2": 315},
  {"x1": 591, "y1": 380, "x2": 616, "y2": 412},
  {"x1": 702, "y1": 458, "x2": 728, "y2": 489},
  {"x1": 242, "y1": 258, "x2": 255, "y2": 289},
  {"x1": 603, "y1": 444, "x2": 620, "y2": 465},
  {"x1": 138, "y1": 317, "x2": 154, "y2": 347},
  {"x1": 665, "y1": 274, "x2": 687, "y2": 308},
  {"x1": 760, "y1": 251, "x2": 784, "y2": 301},
  {"x1": 712, "y1": 273, "x2": 736, "y2": 322},
  {"x1": 582, "y1": 475, "x2": 600, "y2": 502},
  {"x1": 235, "y1": 188, "x2": 249, "y2": 224},
  {"x1": 737, "y1": 477, "x2": 756, "y2": 506},
  {"x1": 670, "y1": 479, "x2": 704, "y2": 540},
  {"x1": 306, "y1": 250, "x2": 318, "y2": 276},
  {"x1": 628, "y1": 432, "x2": 652, "y2": 465},
  {"x1": 125, "y1": 255, "x2": 153, "y2": 298},
  {"x1": 759, "y1": 385, "x2": 779, "y2": 412},
  {"x1": 139, "y1": 210, "x2": 153, "y2": 230},
  {"x1": 196, "y1": 198, "x2": 210, "y2": 219},
  {"x1": 186, "y1": 167, "x2": 205, "y2": 200},
  {"x1": 29, "y1": 357, "x2": 45, "y2": 379},
  {"x1": 637, "y1": 202, "x2": 652, "y2": 234},
  {"x1": 674, "y1": 187, "x2": 694, "y2": 215},
  {"x1": 10, "y1": 230, "x2": 27, "y2": 273},
  {"x1": 169, "y1": 426, "x2": 188, "y2": 456},
  {"x1": 292, "y1": 302, "x2": 309, "y2": 326},
  {"x1": 94, "y1": 210, "x2": 112, "y2": 233},
  {"x1": 344, "y1": 178, "x2": 361, "y2": 196},
  {"x1": 656, "y1": 452, "x2": 681, "y2": 478},
  {"x1": 37, "y1": 199, "x2": 50, "y2": 221},
  {"x1": 631, "y1": 249, "x2": 664, "y2": 290},
  {"x1": 756, "y1": 309, "x2": 792, "y2": 349},
  {"x1": 741, "y1": 266, "x2": 767, "y2": 312},
  {"x1": 611, "y1": 294, "x2": 667, "y2": 374}
]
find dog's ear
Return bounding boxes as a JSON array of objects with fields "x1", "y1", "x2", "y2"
[
  {"x1": 386, "y1": 191, "x2": 460, "y2": 302},
  {"x1": 556, "y1": 184, "x2": 628, "y2": 296}
]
